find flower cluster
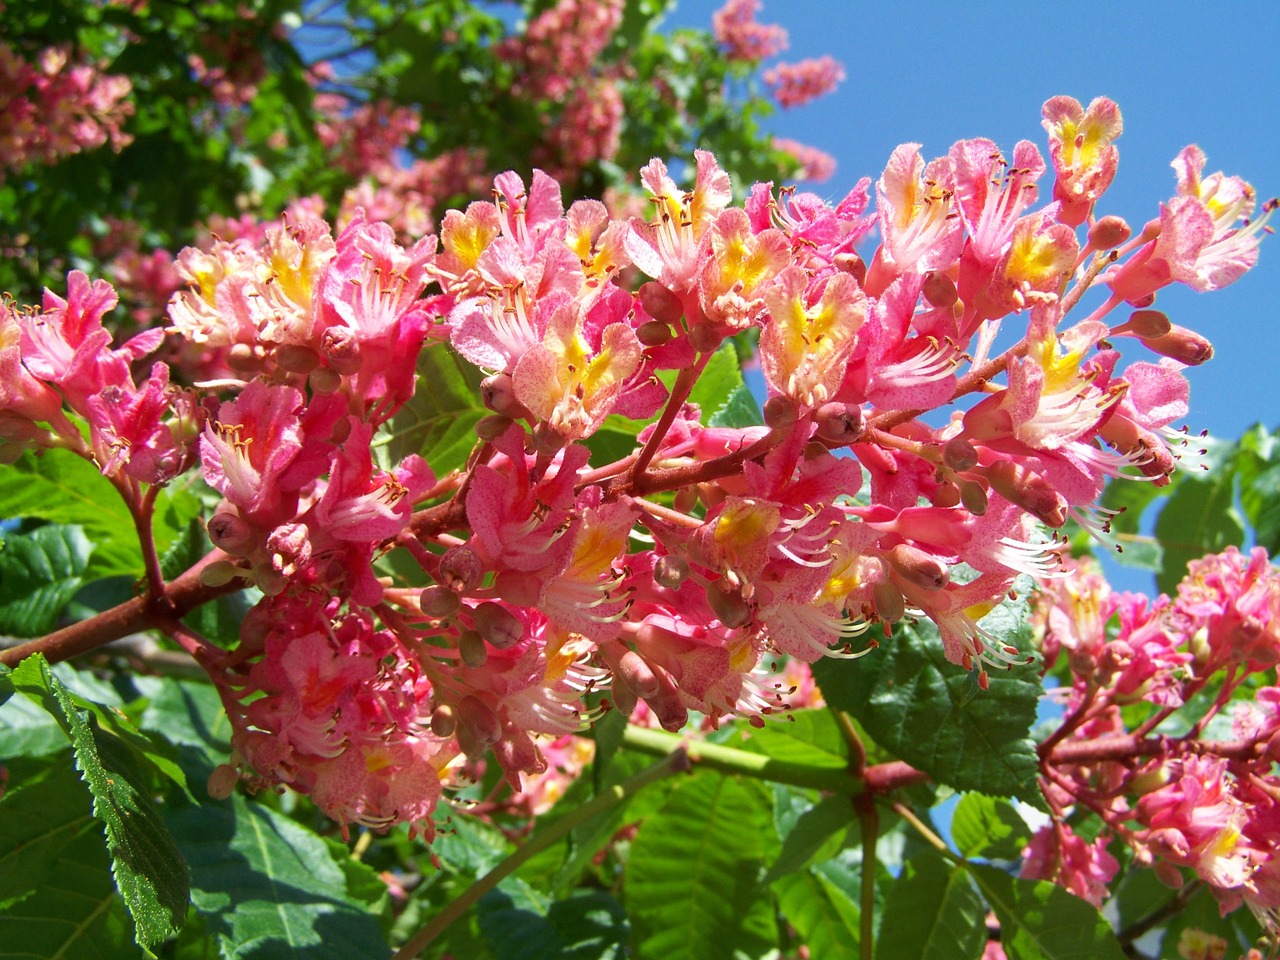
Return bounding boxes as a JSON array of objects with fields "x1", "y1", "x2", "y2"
[
  {"x1": 712, "y1": 0, "x2": 789, "y2": 63},
  {"x1": 0, "y1": 40, "x2": 133, "y2": 179},
  {"x1": 1030, "y1": 547, "x2": 1280, "y2": 921},
  {"x1": 763, "y1": 55, "x2": 845, "y2": 109},
  {"x1": 2, "y1": 97, "x2": 1270, "y2": 843},
  {"x1": 773, "y1": 137, "x2": 837, "y2": 183}
]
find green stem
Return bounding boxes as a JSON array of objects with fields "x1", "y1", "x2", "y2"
[
  {"x1": 857, "y1": 794, "x2": 879, "y2": 960},
  {"x1": 391, "y1": 750, "x2": 686, "y2": 960},
  {"x1": 620, "y1": 724, "x2": 861, "y2": 794}
]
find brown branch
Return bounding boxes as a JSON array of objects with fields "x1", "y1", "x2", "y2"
[{"x1": 0, "y1": 549, "x2": 241, "y2": 669}]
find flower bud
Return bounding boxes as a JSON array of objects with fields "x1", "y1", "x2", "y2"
[
  {"x1": 986, "y1": 459, "x2": 1067, "y2": 528},
  {"x1": 886, "y1": 543, "x2": 950, "y2": 590},
  {"x1": 476, "y1": 414, "x2": 514, "y2": 441},
  {"x1": 932, "y1": 482, "x2": 961, "y2": 508},
  {"x1": 834, "y1": 252, "x2": 867, "y2": 286},
  {"x1": 459, "y1": 629, "x2": 488, "y2": 668},
  {"x1": 420, "y1": 584, "x2": 460, "y2": 619},
  {"x1": 638, "y1": 281, "x2": 683, "y2": 326},
  {"x1": 1139, "y1": 324, "x2": 1214, "y2": 366},
  {"x1": 207, "y1": 507, "x2": 256, "y2": 556},
  {"x1": 922, "y1": 271, "x2": 957, "y2": 308},
  {"x1": 309, "y1": 366, "x2": 343, "y2": 394},
  {"x1": 762, "y1": 395, "x2": 798, "y2": 431},
  {"x1": 617, "y1": 649, "x2": 661, "y2": 699},
  {"x1": 322, "y1": 326, "x2": 362, "y2": 374},
  {"x1": 430, "y1": 704, "x2": 456, "y2": 737},
  {"x1": 706, "y1": 580, "x2": 750, "y2": 628},
  {"x1": 207, "y1": 764, "x2": 239, "y2": 800},
  {"x1": 274, "y1": 343, "x2": 320, "y2": 375},
  {"x1": 472, "y1": 601, "x2": 523, "y2": 649},
  {"x1": 226, "y1": 343, "x2": 260, "y2": 373},
  {"x1": 610, "y1": 682, "x2": 637, "y2": 719},
  {"x1": 480, "y1": 373, "x2": 529, "y2": 418},
  {"x1": 813, "y1": 401, "x2": 865, "y2": 446},
  {"x1": 1088, "y1": 215, "x2": 1131, "y2": 250},
  {"x1": 959, "y1": 479, "x2": 989, "y2": 516},
  {"x1": 457, "y1": 695, "x2": 502, "y2": 748},
  {"x1": 637, "y1": 320, "x2": 673, "y2": 346},
  {"x1": 439, "y1": 546, "x2": 483, "y2": 592},
  {"x1": 200, "y1": 559, "x2": 245, "y2": 587},
  {"x1": 0, "y1": 411, "x2": 39, "y2": 442},
  {"x1": 687, "y1": 322, "x2": 723, "y2": 354},
  {"x1": 942, "y1": 436, "x2": 978, "y2": 472},
  {"x1": 1121, "y1": 309, "x2": 1172, "y2": 340},
  {"x1": 873, "y1": 579, "x2": 905, "y2": 623},
  {"x1": 653, "y1": 555, "x2": 689, "y2": 589},
  {"x1": 0, "y1": 443, "x2": 25, "y2": 465}
]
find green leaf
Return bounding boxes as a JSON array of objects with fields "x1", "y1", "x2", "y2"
[
  {"x1": 0, "y1": 449, "x2": 139, "y2": 578},
  {"x1": 0, "y1": 679, "x2": 71, "y2": 758},
  {"x1": 384, "y1": 345, "x2": 485, "y2": 474},
  {"x1": 1236, "y1": 423, "x2": 1280, "y2": 553},
  {"x1": 765, "y1": 791, "x2": 857, "y2": 882},
  {"x1": 478, "y1": 886, "x2": 629, "y2": 960},
  {"x1": 0, "y1": 757, "x2": 96, "y2": 911},
  {"x1": 951, "y1": 794, "x2": 1032, "y2": 862},
  {"x1": 813, "y1": 613, "x2": 1043, "y2": 805},
  {"x1": 968, "y1": 864, "x2": 1125, "y2": 960},
  {"x1": 9, "y1": 655, "x2": 190, "y2": 949},
  {"x1": 0, "y1": 523, "x2": 93, "y2": 636},
  {"x1": 626, "y1": 771, "x2": 776, "y2": 960},
  {"x1": 1153, "y1": 438, "x2": 1244, "y2": 594},
  {"x1": 876, "y1": 850, "x2": 986, "y2": 960},
  {"x1": 772, "y1": 868, "x2": 861, "y2": 960},
  {"x1": 1097, "y1": 476, "x2": 1167, "y2": 571},
  {"x1": 167, "y1": 793, "x2": 391, "y2": 960},
  {"x1": 687, "y1": 342, "x2": 762, "y2": 428},
  {"x1": 0, "y1": 815, "x2": 142, "y2": 959},
  {"x1": 741, "y1": 708, "x2": 849, "y2": 772}
]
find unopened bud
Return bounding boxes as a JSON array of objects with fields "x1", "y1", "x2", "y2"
[
  {"x1": 530, "y1": 421, "x2": 567, "y2": 456},
  {"x1": 986, "y1": 459, "x2": 1067, "y2": 528},
  {"x1": 654, "y1": 555, "x2": 689, "y2": 589},
  {"x1": 932, "y1": 482, "x2": 961, "y2": 508},
  {"x1": 610, "y1": 682, "x2": 637, "y2": 719},
  {"x1": 207, "y1": 764, "x2": 239, "y2": 800},
  {"x1": 439, "y1": 546, "x2": 483, "y2": 592},
  {"x1": 456, "y1": 695, "x2": 502, "y2": 748},
  {"x1": 814, "y1": 401, "x2": 865, "y2": 446},
  {"x1": 762, "y1": 395, "x2": 798, "y2": 431},
  {"x1": 1121, "y1": 309, "x2": 1172, "y2": 340},
  {"x1": 226, "y1": 343, "x2": 260, "y2": 373},
  {"x1": 207, "y1": 508, "x2": 256, "y2": 556},
  {"x1": 873, "y1": 579, "x2": 905, "y2": 623},
  {"x1": 481, "y1": 374, "x2": 528, "y2": 418},
  {"x1": 254, "y1": 562, "x2": 288, "y2": 597},
  {"x1": 1140, "y1": 324, "x2": 1214, "y2": 366},
  {"x1": 459, "y1": 629, "x2": 489, "y2": 668},
  {"x1": 834, "y1": 252, "x2": 867, "y2": 286},
  {"x1": 274, "y1": 343, "x2": 320, "y2": 375},
  {"x1": 472, "y1": 601, "x2": 524, "y2": 649},
  {"x1": 638, "y1": 281, "x2": 684, "y2": 326},
  {"x1": 942, "y1": 436, "x2": 978, "y2": 472},
  {"x1": 687, "y1": 322, "x2": 723, "y2": 354},
  {"x1": 0, "y1": 411, "x2": 38, "y2": 442},
  {"x1": 476, "y1": 414, "x2": 514, "y2": 442},
  {"x1": 1088, "y1": 215, "x2": 1131, "y2": 250},
  {"x1": 420, "y1": 584, "x2": 460, "y2": 619},
  {"x1": 706, "y1": 580, "x2": 751, "y2": 628},
  {"x1": 637, "y1": 320, "x2": 673, "y2": 346},
  {"x1": 959, "y1": 479, "x2": 989, "y2": 516},
  {"x1": 617, "y1": 649, "x2": 661, "y2": 699},
  {"x1": 921, "y1": 271, "x2": 957, "y2": 308},
  {"x1": 309, "y1": 366, "x2": 342, "y2": 394},
  {"x1": 886, "y1": 543, "x2": 950, "y2": 591},
  {"x1": 322, "y1": 326, "x2": 362, "y2": 374},
  {"x1": 430, "y1": 704, "x2": 456, "y2": 737}
]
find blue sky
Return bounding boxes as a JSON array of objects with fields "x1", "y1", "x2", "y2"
[{"x1": 667, "y1": 0, "x2": 1280, "y2": 446}]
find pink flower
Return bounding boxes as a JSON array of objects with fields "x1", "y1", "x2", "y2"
[
  {"x1": 763, "y1": 56, "x2": 844, "y2": 109},
  {"x1": 1173, "y1": 546, "x2": 1280, "y2": 672},
  {"x1": 712, "y1": 0, "x2": 788, "y2": 62},
  {"x1": 1041, "y1": 96, "x2": 1122, "y2": 227},
  {"x1": 1021, "y1": 823, "x2": 1119, "y2": 907},
  {"x1": 773, "y1": 138, "x2": 836, "y2": 183}
]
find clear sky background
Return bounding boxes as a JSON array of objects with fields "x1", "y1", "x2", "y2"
[{"x1": 667, "y1": 0, "x2": 1280, "y2": 446}]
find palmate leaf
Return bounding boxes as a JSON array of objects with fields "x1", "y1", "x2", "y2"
[
  {"x1": 813, "y1": 606, "x2": 1044, "y2": 806},
  {"x1": 0, "y1": 758, "x2": 95, "y2": 912},
  {"x1": 950, "y1": 793, "x2": 1032, "y2": 862},
  {"x1": 9, "y1": 655, "x2": 190, "y2": 950},
  {"x1": 968, "y1": 864, "x2": 1125, "y2": 960},
  {"x1": 166, "y1": 793, "x2": 391, "y2": 960},
  {"x1": 876, "y1": 851, "x2": 986, "y2": 960},
  {"x1": 0, "y1": 523, "x2": 93, "y2": 636},
  {"x1": 384, "y1": 345, "x2": 486, "y2": 474},
  {"x1": 625, "y1": 771, "x2": 776, "y2": 960},
  {"x1": 772, "y1": 868, "x2": 861, "y2": 960}
]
